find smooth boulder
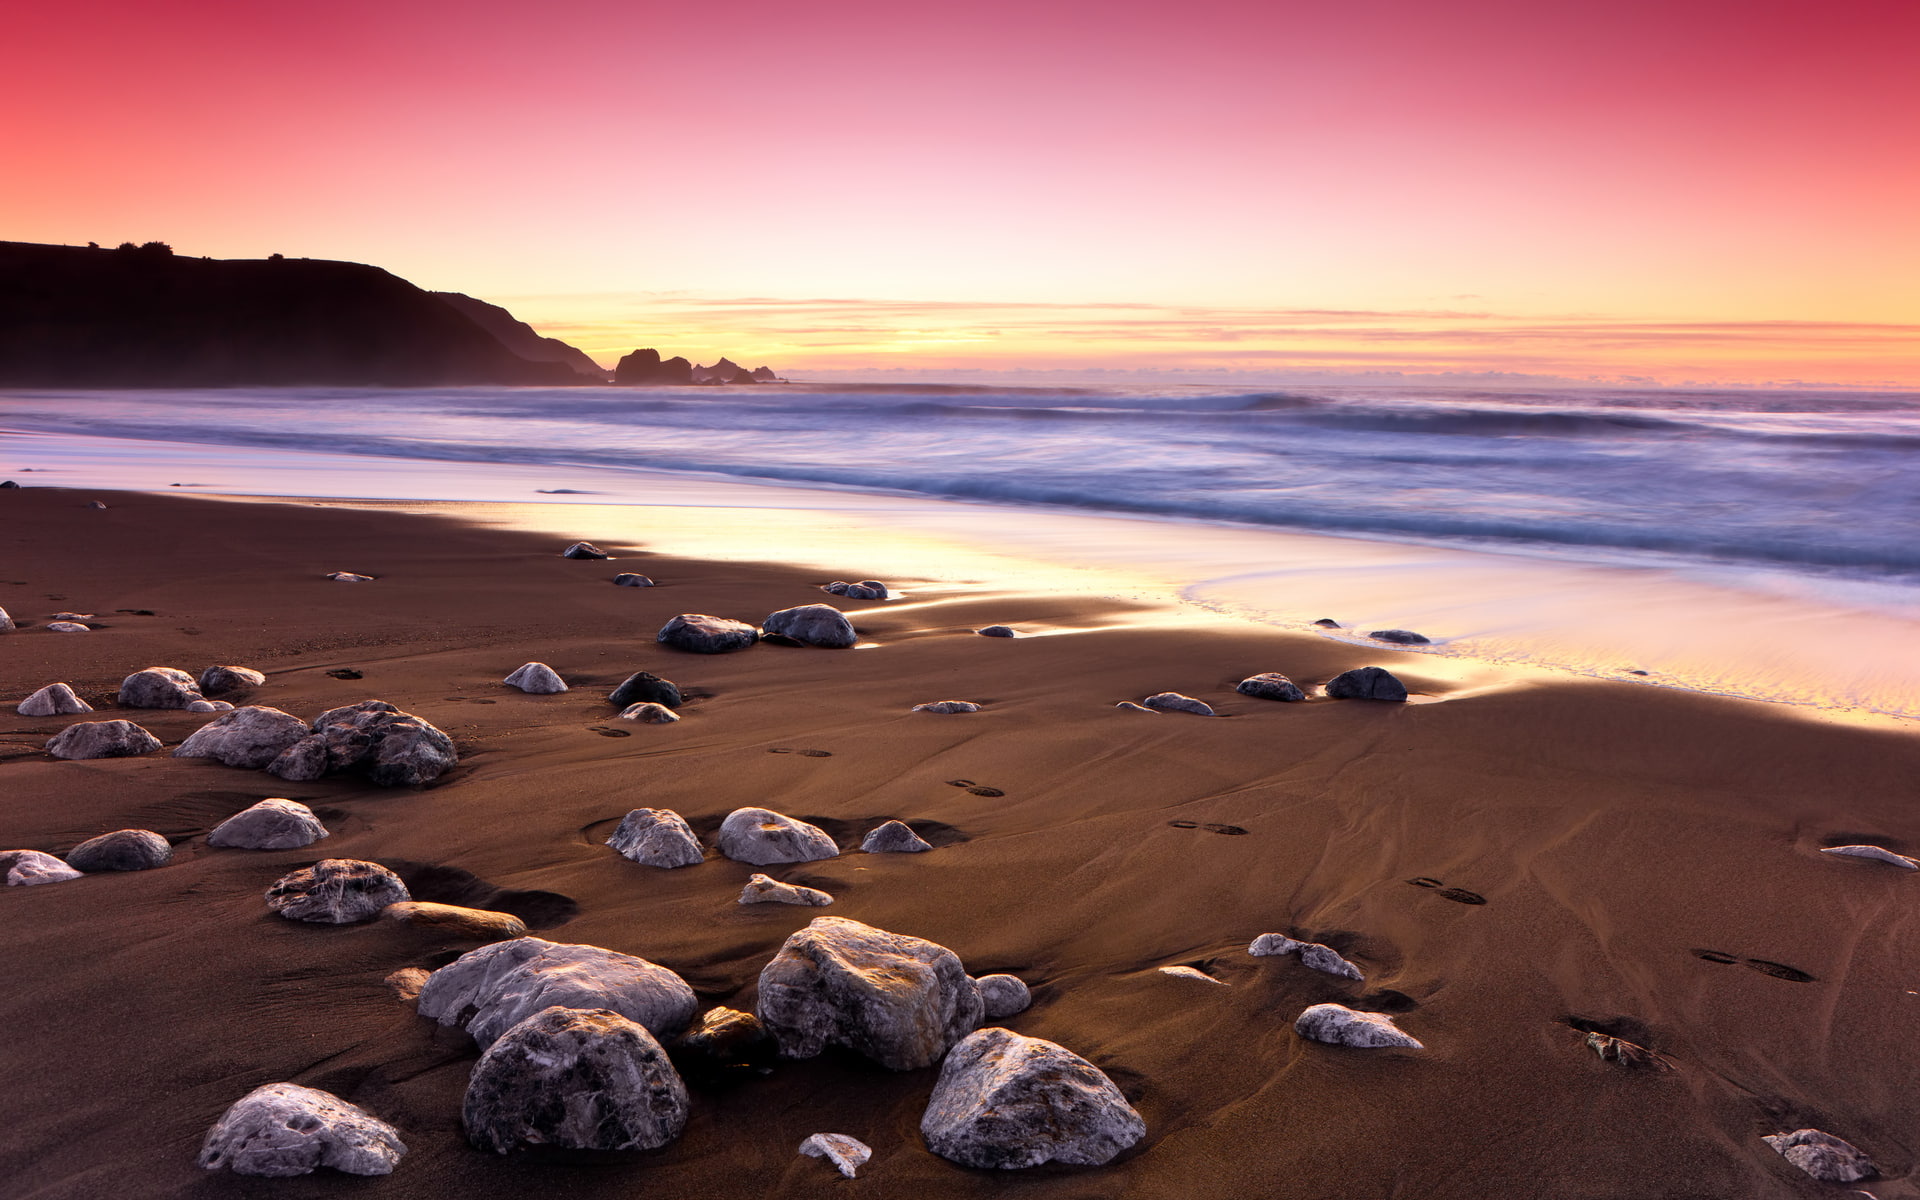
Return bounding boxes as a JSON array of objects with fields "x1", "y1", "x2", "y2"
[
  {"x1": 1369, "y1": 628, "x2": 1431, "y2": 645},
  {"x1": 1236, "y1": 673, "x2": 1306, "y2": 701},
  {"x1": 198, "y1": 1082, "x2": 405, "y2": 1177},
  {"x1": 503, "y1": 662, "x2": 567, "y2": 694},
  {"x1": 974, "y1": 974, "x2": 1032, "y2": 1019},
  {"x1": 382, "y1": 901, "x2": 527, "y2": 940},
  {"x1": 1763, "y1": 1128, "x2": 1877, "y2": 1183},
  {"x1": 416, "y1": 938, "x2": 698, "y2": 1048},
  {"x1": 657, "y1": 613, "x2": 759, "y2": 654},
  {"x1": 208, "y1": 798, "x2": 329, "y2": 850},
  {"x1": 267, "y1": 700, "x2": 457, "y2": 786},
  {"x1": 66, "y1": 829, "x2": 171, "y2": 872},
  {"x1": 740, "y1": 873, "x2": 833, "y2": 906},
  {"x1": 198, "y1": 665, "x2": 266, "y2": 694},
  {"x1": 1324, "y1": 666, "x2": 1409, "y2": 702},
  {"x1": 607, "y1": 671, "x2": 682, "y2": 708},
  {"x1": 464, "y1": 1006, "x2": 689, "y2": 1154},
  {"x1": 921, "y1": 1027, "x2": 1146, "y2": 1169},
  {"x1": 716, "y1": 808, "x2": 838, "y2": 866},
  {"x1": 612, "y1": 572, "x2": 655, "y2": 587},
  {"x1": 174, "y1": 705, "x2": 312, "y2": 769},
  {"x1": 2, "y1": 849, "x2": 84, "y2": 886},
  {"x1": 762, "y1": 604, "x2": 857, "y2": 649},
  {"x1": 117, "y1": 666, "x2": 204, "y2": 709},
  {"x1": 756, "y1": 916, "x2": 985, "y2": 1070},
  {"x1": 862, "y1": 820, "x2": 933, "y2": 853},
  {"x1": 47, "y1": 621, "x2": 89, "y2": 632},
  {"x1": 265, "y1": 859, "x2": 409, "y2": 923},
  {"x1": 1142, "y1": 692, "x2": 1213, "y2": 716},
  {"x1": 46, "y1": 720, "x2": 161, "y2": 760},
  {"x1": 17, "y1": 683, "x2": 91, "y2": 716},
  {"x1": 607, "y1": 807, "x2": 704, "y2": 868},
  {"x1": 1294, "y1": 1003, "x2": 1422, "y2": 1048}
]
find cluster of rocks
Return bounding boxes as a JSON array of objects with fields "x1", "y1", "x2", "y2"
[
  {"x1": 606, "y1": 806, "x2": 939, "y2": 876},
  {"x1": 1248, "y1": 932, "x2": 1365, "y2": 981},
  {"x1": 822, "y1": 579, "x2": 889, "y2": 600},
  {"x1": 1118, "y1": 666, "x2": 1412, "y2": 713},
  {"x1": 3, "y1": 797, "x2": 338, "y2": 890},
  {"x1": 176, "y1": 700, "x2": 457, "y2": 785},
  {"x1": 613, "y1": 349, "x2": 777, "y2": 386},
  {"x1": 657, "y1": 605, "x2": 857, "y2": 653}
]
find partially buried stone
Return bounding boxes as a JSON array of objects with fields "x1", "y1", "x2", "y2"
[
  {"x1": 1369, "y1": 628, "x2": 1431, "y2": 645},
  {"x1": 1237, "y1": 673, "x2": 1306, "y2": 702},
  {"x1": 1295, "y1": 1003, "x2": 1422, "y2": 1048},
  {"x1": 974, "y1": 974, "x2": 1031, "y2": 1019},
  {"x1": 800, "y1": 1133, "x2": 872, "y2": 1179},
  {"x1": 386, "y1": 967, "x2": 430, "y2": 1003},
  {"x1": 740, "y1": 873, "x2": 833, "y2": 906},
  {"x1": 464, "y1": 1006, "x2": 689, "y2": 1154},
  {"x1": 198, "y1": 665, "x2": 266, "y2": 694},
  {"x1": 416, "y1": 938, "x2": 698, "y2": 1048},
  {"x1": 1249, "y1": 932, "x2": 1301, "y2": 956},
  {"x1": 87, "y1": 500, "x2": 108, "y2": 509},
  {"x1": 762, "y1": 603, "x2": 857, "y2": 648},
  {"x1": 717, "y1": 807, "x2": 838, "y2": 866},
  {"x1": 841, "y1": 581, "x2": 887, "y2": 600},
  {"x1": 1160, "y1": 966, "x2": 1223, "y2": 984},
  {"x1": 1324, "y1": 666, "x2": 1409, "y2": 702},
  {"x1": 324, "y1": 571, "x2": 373, "y2": 582},
  {"x1": 669, "y1": 1006, "x2": 777, "y2": 1086},
  {"x1": 208, "y1": 798, "x2": 329, "y2": 850},
  {"x1": 46, "y1": 621, "x2": 89, "y2": 632},
  {"x1": 560, "y1": 541, "x2": 609, "y2": 559},
  {"x1": 1143, "y1": 692, "x2": 1213, "y2": 715},
  {"x1": 502, "y1": 662, "x2": 566, "y2": 693},
  {"x1": 1116, "y1": 701, "x2": 1156, "y2": 713},
  {"x1": 756, "y1": 916, "x2": 984, "y2": 1070},
  {"x1": 267, "y1": 700, "x2": 457, "y2": 786},
  {"x1": 1312, "y1": 618, "x2": 1341, "y2": 628},
  {"x1": 913, "y1": 700, "x2": 980, "y2": 714},
  {"x1": 1820, "y1": 845, "x2": 1919, "y2": 869},
  {"x1": 1247, "y1": 933, "x2": 1361, "y2": 979},
  {"x1": 608, "y1": 670, "x2": 682, "y2": 708},
  {"x1": 976, "y1": 625, "x2": 1017, "y2": 638},
  {"x1": 0, "y1": 606, "x2": 12, "y2": 631},
  {"x1": 921, "y1": 1027, "x2": 1146, "y2": 1169},
  {"x1": 619, "y1": 702, "x2": 679, "y2": 723},
  {"x1": 606, "y1": 807, "x2": 703, "y2": 868},
  {"x1": 66, "y1": 829, "x2": 171, "y2": 872},
  {"x1": 382, "y1": 901, "x2": 527, "y2": 940},
  {"x1": 612, "y1": 572, "x2": 654, "y2": 587},
  {"x1": 175, "y1": 705, "x2": 317, "y2": 769},
  {"x1": 1, "y1": 849, "x2": 84, "y2": 886},
  {"x1": 17, "y1": 682, "x2": 91, "y2": 716},
  {"x1": 657, "y1": 612, "x2": 759, "y2": 654},
  {"x1": 862, "y1": 820, "x2": 932, "y2": 853},
  {"x1": 265, "y1": 859, "x2": 409, "y2": 924},
  {"x1": 1763, "y1": 1128, "x2": 1877, "y2": 1183},
  {"x1": 117, "y1": 666, "x2": 204, "y2": 709},
  {"x1": 197, "y1": 1082, "x2": 406, "y2": 1177},
  {"x1": 46, "y1": 720, "x2": 162, "y2": 760},
  {"x1": 186, "y1": 700, "x2": 235, "y2": 712}
]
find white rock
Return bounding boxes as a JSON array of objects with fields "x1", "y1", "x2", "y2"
[
  {"x1": 799, "y1": 1133, "x2": 872, "y2": 1179},
  {"x1": 1248, "y1": 934, "x2": 1363, "y2": 980},
  {"x1": 1115, "y1": 701, "x2": 1156, "y2": 713},
  {"x1": 324, "y1": 571, "x2": 373, "y2": 582},
  {"x1": 921, "y1": 1027, "x2": 1146, "y2": 1169},
  {"x1": 198, "y1": 665, "x2": 267, "y2": 693},
  {"x1": 175, "y1": 705, "x2": 313, "y2": 769},
  {"x1": 1821, "y1": 844, "x2": 1919, "y2": 869},
  {"x1": 416, "y1": 938, "x2": 698, "y2": 1048},
  {"x1": 739, "y1": 873, "x2": 833, "y2": 906},
  {"x1": 716, "y1": 808, "x2": 838, "y2": 866},
  {"x1": 503, "y1": 662, "x2": 567, "y2": 694},
  {"x1": 606, "y1": 807, "x2": 703, "y2": 868},
  {"x1": 618, "y1": 702, "x2": 680, "y2": 723},
  {"x1": 1248, "y1": 933, "x2": 1301, "y2": 956},
  {"x1": 1142, "y1": 692, "x2": 1214, "y2": 716},
  {"x1": 974, "y1": 974, "x2": 1031, "y2": 1019},
  {"x1": 0, "y1": 606, "x2": 12, "y2": 632},
  {"x1": 46, "y1": 621, "x2": 89, "y2": 632},
  {"x1": 208, "y1": 799, "x2": 330, "y2": 850},
  {"x1": 912, "y1": 700, "x2": 980, "y2": 714},
  {"x1": 198, "y1": 1082, "x2": 406, "y2": 1177},
  {"x1": 1, "y1": 849, "x2": 84, "y2": 886},
  {"x1": 17, "y1": 683, "x2": 91, "y2": 716},
  {"x1": 1159, "y1": 966, "x2": 1224, "y2": 984},
  {"x1": 1294, "y1": 1003, "x2": 1422, "y2": 1049},
  {"x1": 1762, "y1": 1128, "x2": 1877, "y2": 1183}
]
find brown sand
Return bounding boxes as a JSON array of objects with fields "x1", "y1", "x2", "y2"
[{"x1": 3, "y1": 487, "x2": 1919, "y2": 1199}]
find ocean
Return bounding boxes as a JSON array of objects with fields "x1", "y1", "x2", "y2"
[{"x1": 4, "y1": 381, "x2": 1919, "y2": 716}]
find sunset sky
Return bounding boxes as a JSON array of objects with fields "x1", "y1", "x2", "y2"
[{"x1": 6, "y1": 0, "x2": 1915, "y2": 385}]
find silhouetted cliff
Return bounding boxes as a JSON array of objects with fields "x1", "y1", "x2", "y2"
[
  {"x1": 433, "y1": 291, "x2": 608, "y2": 382},
  {"x1": 0, "y1": 241, "x2": 599, "y2": 387}
]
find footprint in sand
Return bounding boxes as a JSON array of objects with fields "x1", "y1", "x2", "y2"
[
  {"x1": 326, "y1": 668, "x2": 363, "y2": 680},
  {"x1": 1406, "y1": 877, "x2": 1487, "y2": 905},
  {"x1": 587, "y1": 726, "x2": 631, "y2": 738},
  {"x1": 946, "y1": 780, "x2": 1006, "y2": 797},
  {"x1": 1691, "y1": 948, "x2": 1815, "y2": 982},
  {"x1": 769, "y1": 748, "x2": 833, "y2": 757},
  {"x1": 1166, "y1": 820, "x2": 1250, "y2": 835}
]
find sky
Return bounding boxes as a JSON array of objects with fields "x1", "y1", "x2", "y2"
[{"x1": 4, "y1": 0, "x2": 1916, "y2": 385}]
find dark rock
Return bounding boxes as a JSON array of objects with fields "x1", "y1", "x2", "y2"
[
  {"x1": 464, "y1": 1006, "x2": 689, "y2": 1154},
  {"x1": 175, "y1": 705, "x2": 312, "y2": 769},
  {"x1": 17, "y1": 682, "x2": 91, "y2": 716},
  {"x1": 1312, "y1": 618, "x2": 1341, "y2": 628},
  {"x1": 761, "y1": 604, "x2": 856, "y2": 649},
  {"x1": 606, "y1": 807, "x2": 703, "y2": 868},
  {"x1": 66, "y1": 829, "x2": 171, "y2": 872},
  {"x1": 657, "y1": 613, "x2": 758, "y2": 654},
  {"x1": 208, "y1": 798, "x2": 329, "y2": 850},
  {"x1": 0, "y1": 480, "x2": 15, "y2": 488},
  {"x1": 1762, "y1": 1128, "x2": 1877, "y2": 1183},
  {"x1": 669, "y1": 1006, "x2": 777, "y2": 1086},
  {"x1": 862, "y1": 820, "x2": 932, "y2": 853},
  {"x1": 756, "y1": 916, "x2": 984, "y2": 1070},
  {"x1": 751, "y1": 366, "x2": 778, "y2": 382},
  {"x1": 1142, "y1": 692, "x2": 1213, "y2": 715},
  {"x1": 974, "y1": 974, "x2": 1031, "y2": 1019},
  {"x1": 1, "y1": 849, "x2": 84, "y2": 886},
  {"x1": 117, "y1": 666, "x2": 204, "y2": 709},
  {"x1": 561, "y1": 541, "x2": 609, "y2": 559},
  {"x1": 840, "y1": 581, "x2": 887, "y2": 600},
  {"x1": 716, "y1": 808, "x2": 838, "y2": 866},
  {"x1": 1323, "y1": 666, "x2": 1409, "y2": 702},
  {"x1": 382, "y1": 901, "x2": 527, "y2": 940},
  {"x1": 265, "y1": 859, "x2": 409, "y2": 923},
  {"x1": 46, "y1": 719, "x2": 162, "y2": 760},
  {"x1": 1236, "y1": 673, "x2": 1305, "y2": 701},
  {"x1": 799, "y1": 1133, "x2": 871, "y2": 1178},
  {"x1": 198, "y1": 665, "x2": 266, "y2": 694},
  {"x1": 1369, "y1": 629, "x2": 1431, "y2": 645},
  {"x1": 614, "y1": 348, "x2": 694, "y2": 385},
  {"x1": 1294, "y1": 1003, "x2": 1422, "y2": 1048},
  {"x1": 976, "y1": 625, "x2": 1017, "y2": 638},
  {"x1": 921, "y1": 1027, "x2": 1146, "y2": 1168},
  {"x1": 197, "y1": 1082, "x2": 406, "y2": 1177},
  {"x1": 612, "y1": 573, "x2": 655, "y2": 587},
  {"x1": 416, "y1": 938, "x2": 698, "y2": 1048},
  {"x1": 608, "y1": 671, "x2": 682, "y2": 708},
  {"x1": 266, "y1": 700, "x2": 457, "y2": 786},
  {"x1": 503, "y1": 662, "x2": 566, "y2": 693}
]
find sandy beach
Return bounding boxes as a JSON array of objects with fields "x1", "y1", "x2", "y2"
[{"x1": 5, "y1": 484, "x2": 1920, "y2": 1199}]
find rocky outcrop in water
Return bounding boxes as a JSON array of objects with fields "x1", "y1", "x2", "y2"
[
  {"x1": 614, "y1": 348, "x2": 694, "y2": 385},
  {"x1": 921, "y1": 1027, "x2": 1146, "y2": 1168},
  {"x1": 197, "y1": 1082, "x2": 406, "y2": 1177}
]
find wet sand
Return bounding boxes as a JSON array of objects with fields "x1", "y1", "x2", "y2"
[{"x1": 3, "y1": 486, "x2": 1919, "y2": 1199}]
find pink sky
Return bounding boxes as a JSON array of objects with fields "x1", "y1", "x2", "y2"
[{"x1": 5, "y1": 0, "x2": 1916, "y2": 383}]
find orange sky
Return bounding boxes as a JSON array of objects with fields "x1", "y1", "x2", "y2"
[{"x1": 4, "y1": 0, "x2": 1916, "y2": 385}]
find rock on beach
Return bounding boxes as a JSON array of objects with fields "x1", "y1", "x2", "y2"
[
  {"x1": 1295, "y1": 1003, "x2": 1422, "y2": 1048},
  {"x1": 208, "y1": 798, "x2": 329, "y2": 850},
  {"x1": 657, "y1": 613, "x2": 759, "y2": 654},
  {"x1": 46, "y1": 720, "x2": 162, "y2": 760},
  {"x1": 2, "y1": 849, "x2": 85, "y2": 886},
  {"x1": 612, "y1": 572, "x2": 654, "y2": 587},
  {"x1": 502, "y1": 662, "x2": 566, "y2": 693},
  {"x1": 913, "y1": 700, "x2": 981, "y2": 714},
  {"x1": 267, "y1": 700, "x2": 457, "y2": 786},
  {"x1": 618, "y1": 702, "x2": 680, "y2": 723},
  {"x1": 862, "y1": 820, "x2": 933, "y2": 853},
  {"x1": 799, "y1": 1133, "x2": 872, "y2": 1178},
  {"x1": 1142, "y1": 692, "x2": 1213, "y2": 715},
  {"x1": 560, "y1": 541, "x2": 609, "y2": 559},
  {"x1": 974, "y1": 974, "x2": 1032, "y2": 1019},
  {"x1": 65, "y1": 829, "x2": 171, "y2": 872},
  {"x1": 198, "y1": 665, "x2": 266, "y2": 693},
  {"x1": 1324, "y1": 666, "x2": 1409, "y2": 702},
  {"x1": 17, "y1": 683, "x2": 91, "y2": 716},
  {"x1": 1762, "y1": 1128, "x2": 1877, "y2": 1183},
  {"x1": 117, "y1": 666, "x2": 204, "y2": 709},
  {"x1": 921, "y1": 1027, "x2": 1146, "y2": 1169},
  {"x1": 607, "y1": 807, "x2": 704, "y2": 868},
  {"x1": 463, "y1": 1006, "x2": 689, "y2": 1154},
  {"x1": 1236, "y1": 673, "x2": 1306, "y2": 701},
  {"x1": 716, "y1": 808, "x2": 838, "y2": 866},
  {"x1": 198, "y1": 1082, "x2": 406, "y2": 1177},
  {"x1": 761, "y1": 603, "x2": 857, "y2": 648},
  {"x1": 608, "y1": 671, "x2": 682, "y2": 708},
  {"x1": 381, "y1": 901, "x2": 527, "y2": 940},
  {"x1": 739, "y1": 873, "x2": 833, "y2": 906},
  {"x1": 265, "y1": 859, "x2": 409, "y2": 923},
  {"x1": 175, "y1": 705, "x2": 312, "y2": 769},
  {"x1": 415, "y1": 938, "x2": 698, "y2": 1048}
]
